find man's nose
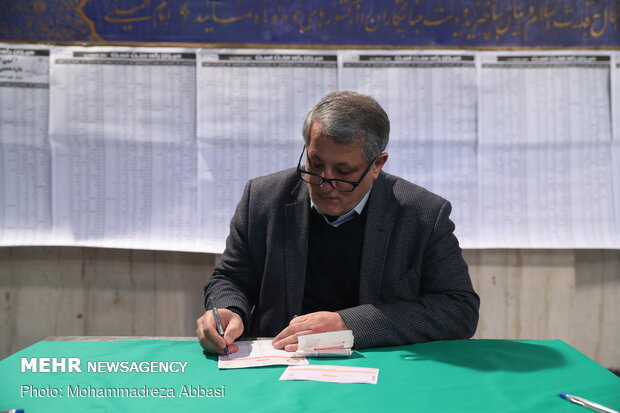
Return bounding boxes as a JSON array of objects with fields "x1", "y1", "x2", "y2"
[
  {"x1": 318, "y1": 169, "x2": 336, "y2": 192},
  {"x1": 319, "y1": 179, "x2": 335, "y2": 192}
]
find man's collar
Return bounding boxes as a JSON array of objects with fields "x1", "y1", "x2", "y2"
[{"x1": 310, "y1": 187, "x2": 372, "y2": 228}]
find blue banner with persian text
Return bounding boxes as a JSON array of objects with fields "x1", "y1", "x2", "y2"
[{"x1": 1, "y1": 0, "x2": 619, "y2": 47}]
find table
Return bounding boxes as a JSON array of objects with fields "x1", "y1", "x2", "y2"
[{"x1": 1, "y1": 338, "x2": 618, "y2": 412}]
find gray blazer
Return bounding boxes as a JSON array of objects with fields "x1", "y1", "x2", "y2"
[{"x1": 205, "y1": 169, "x2": 479, "y2": 349}]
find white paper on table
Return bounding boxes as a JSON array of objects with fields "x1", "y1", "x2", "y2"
[
  {"x1": 280, "y1": 365, "x2": 379, "y2": 384},
  {"x1": 218, "y1": 339, "x2": 308, "y2": 369}
]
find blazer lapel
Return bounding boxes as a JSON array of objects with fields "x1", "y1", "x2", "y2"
[
  {"x1": 284, "y1": 181, "x2": 310, "y2": 319},
  {"x1": 359, "y1": 173, "x2": 395, "y2": 305}
]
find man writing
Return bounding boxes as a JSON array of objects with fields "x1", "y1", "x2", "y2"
[{"x1": 197, "y1": 91, "x2": 479, "y2": 353}]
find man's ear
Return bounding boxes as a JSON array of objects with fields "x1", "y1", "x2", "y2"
[{"x1": 372, "y1": 152, "x2": 388, "y2": 178}]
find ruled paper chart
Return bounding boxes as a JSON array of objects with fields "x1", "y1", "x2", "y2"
[
  {"x1": 197, "y1": 50, "x2": 337, "y2": 251},
  {"x1": 0, "y1": 45, "x2": 52, "y2": 245},
  {"x1": 479, "y1": 53, "x2": 615, "y2": 248},
  {"x1": 612, "y1": 54, "x2": 620, "y2": 245},
  {"x1": 1, "y1": 43, "x2": 618, "y2": 252},
  {"x1": 50, "y1": 47, "x2": 198, "y2": 251},
  {"x1": 340, "y1": 52, "x2": 479, "y2": 246}
]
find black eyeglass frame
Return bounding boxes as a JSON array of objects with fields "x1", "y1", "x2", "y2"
[{"x1": 296, "y1": 145, "x2": 378, "y2": 193}]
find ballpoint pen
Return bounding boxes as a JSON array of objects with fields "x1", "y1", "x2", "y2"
[
  {"x1": 207, "y1": 297, "x2": 229, "y2": 357},
  {"x1": 560, "y1": 393, "x2": 619, "y2": 413}
]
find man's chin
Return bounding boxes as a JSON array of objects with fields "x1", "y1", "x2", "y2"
[{"x1": 313, "y1": 200, "x2": 343, "y2": 217}]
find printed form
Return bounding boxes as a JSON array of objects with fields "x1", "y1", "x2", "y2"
[
  {"x1": 218, "y1": 339, "x2": 308, "y2": 369},
  {"x1": 280, "y1": 365, "x2": 379, "y2": 384},
  {"x1": 219, "y1": 330, "x2": 355, "y2": 369}
]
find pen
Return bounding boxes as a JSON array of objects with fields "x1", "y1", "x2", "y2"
[
  {"x1": 0, "y1": 409, "x2": 25, "y2": 413},
  {"x1": 560, "y1": 393, "x2": 619, "y2": 413},
  {"x1": 207, "y1": 297, "x2": 229, "y2": 356}
]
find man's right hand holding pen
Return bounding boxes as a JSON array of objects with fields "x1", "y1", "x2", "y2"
[{"x1": 196, "y1": 307, "x2": 244, "y2": 355}]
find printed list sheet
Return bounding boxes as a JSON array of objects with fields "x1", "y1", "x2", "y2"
[
  {"x1": 0, "y1": 45, "x2": 52, "y2": 245},
  {"x1": 50, "y1": 47, "x2": 198, "y2": 251},
  {"x1": 1, "y1": 45, "x2": 619, "y2": 250},
  {"x1": 479, "y1": 52, "x2": 615, "y2": 248},
  {"x1": 197, "y1": 50, "x2": 337, "y2": 252},
  {"x1": 340, "y1": 51, "x2": 479, "y2": 245}
]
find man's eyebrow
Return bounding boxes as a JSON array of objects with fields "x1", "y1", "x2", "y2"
[{"x1": 335, "y1": 162, "x2": 357, "y2": 170}]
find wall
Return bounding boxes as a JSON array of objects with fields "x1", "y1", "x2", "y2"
[
  {"x1": 466, "y1": 249, "x2": 619, "y2": 369},
  {"x1": 1, "y1": 247, "x2": 618, "y2": 368}
]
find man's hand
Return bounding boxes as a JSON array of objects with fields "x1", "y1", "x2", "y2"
[
  {"x1": 272, "y1": 311, "x2": 348, "y2": 352},
  {"x1": 196, "y1": 308, "x2": 244, "y2": 354}
]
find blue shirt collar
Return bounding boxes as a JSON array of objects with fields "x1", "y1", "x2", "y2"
[{"x1": 310, "y1": 187, "x2": 371, "y2": 228}]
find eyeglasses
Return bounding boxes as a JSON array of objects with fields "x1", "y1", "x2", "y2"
[{"x1": 296, "y1": 145, "x2": 377, "y2": 192}]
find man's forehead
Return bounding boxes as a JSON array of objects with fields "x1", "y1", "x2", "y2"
[{"x1": 307, "y1": 152, "x2": 358, "y2": 167}]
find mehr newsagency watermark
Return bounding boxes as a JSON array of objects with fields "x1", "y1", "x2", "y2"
[
  {"x1": 18, "y1": 357, "x2": 225, "y2": 399},
  {"x1": 21, "y1": 384, "x2": 225, "y2": 398}
]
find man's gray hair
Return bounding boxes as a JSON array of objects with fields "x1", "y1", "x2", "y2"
[{"x1": 302, "y1": 91, "x2": 390, "y2": 161}]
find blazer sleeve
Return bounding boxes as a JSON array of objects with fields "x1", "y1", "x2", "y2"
[
  {"x1": 203, "y1": 180, "x2": 259, "y2": 333},
  {"x1": 337, "y1": 200, "x2": 480, "y2": 349}
]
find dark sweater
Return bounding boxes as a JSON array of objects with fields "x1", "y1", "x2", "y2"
[{"x1": 301, "y1": 206, "x2": 367, "y2": 314}]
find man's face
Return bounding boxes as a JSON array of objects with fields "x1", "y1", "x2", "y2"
[{"x1": 305, "y1": 122, "x2": 387, "y2": 217}]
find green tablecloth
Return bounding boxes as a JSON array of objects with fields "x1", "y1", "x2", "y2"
[{"x1": 1, "y1": 339, "x2": 618, "y2": 412}]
